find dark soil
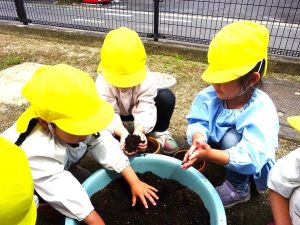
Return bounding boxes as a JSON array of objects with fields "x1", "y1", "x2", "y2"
[
  {"x1": 125, "y1": 135, "x2": 145, "y2": 153},
  {"x1": 88, "y1": 172, "x2": 210, "y2": 225},
  {"x1": 121, "y1": 135, "x2": 158, "y2": 154}
]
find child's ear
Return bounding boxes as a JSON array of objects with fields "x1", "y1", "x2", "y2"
[{"x1": 251, "y1": 72, "x2": 261, "y2": 85}]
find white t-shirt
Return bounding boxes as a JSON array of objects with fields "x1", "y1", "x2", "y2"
[{"x1": 1, "y1": 123, "x2": 129, "y2": 221}]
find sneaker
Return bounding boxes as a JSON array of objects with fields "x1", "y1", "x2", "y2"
[
  {"x1": 215, "y1": 180, "x2": 251, "y2": 209},
  {"x1": 153, "y1": 130, "x2": 179, "y2": 155}
]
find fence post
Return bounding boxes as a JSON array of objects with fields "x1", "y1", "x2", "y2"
[
  {"x1": 153, "y1": 0, "x2": 160, "y2": 41},
  {"x1": 13, "y1": 0, "x2": 28, "y2": 25}
]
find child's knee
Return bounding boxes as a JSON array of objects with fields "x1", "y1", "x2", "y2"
[{"x1": 220, "y1": 128, "x2": 242, "y2": 149}]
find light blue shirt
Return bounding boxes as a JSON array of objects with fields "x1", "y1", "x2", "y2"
[{"x1": 187, "y1": 86, "x2": 279, "y2": 177}]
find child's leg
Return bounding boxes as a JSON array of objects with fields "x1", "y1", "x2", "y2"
[
  {"x1": 152, "y1": 89, "x2": 175, "y2": 132},
  {"x1": 290, "y1": 186, "x2": 300, "y2": 224},
  {"x1": 214, "y1": 128, "x2": 251, "y2": 208},
  {"x1": 120, "y1": 89, "x2": 175, "y2": 132},
  {"x1": 120, "y1": 115, "x2": 134, "y2": 133},
  {"x1": 219, "y1": 128, "x2": 250, "y2": 193},
  {"x1": 152, "y1": 89, "x2": 178, "y2": 154}
]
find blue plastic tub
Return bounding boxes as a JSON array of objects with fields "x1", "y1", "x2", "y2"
[{"x1": 65, "y1": 154, "x2": 227, "y2": 225}]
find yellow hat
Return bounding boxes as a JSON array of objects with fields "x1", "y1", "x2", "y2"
[
  {"x1": 287, "y1": 116, "x2": 300, "y2": 132},
  {"x1": 202, "y1": 20, "x2": 269, "y2": 84},
  {"x1": 98, "y1": 27, "x2": 147, "y2": 88},
  {"x1": 16, "y1": 64, "x2": 114, "y2": 135},
  {"x1": 0, "y1": 137, "x2": 36, "y2": 225}
]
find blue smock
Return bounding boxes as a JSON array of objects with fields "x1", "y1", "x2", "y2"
[{"x1": 186, "y1": 86, "x2": 279, "y2": 190}]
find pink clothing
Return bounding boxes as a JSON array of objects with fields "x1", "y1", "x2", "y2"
[{"x1": 96, "y1": 71, "x2": 157, "y2": 133}]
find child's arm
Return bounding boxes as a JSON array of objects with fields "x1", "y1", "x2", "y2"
[
  {"x1": 267, "y1": 148, "x2": 300, "y2": 225},
  {"x1": 113, "y1": 124, "x2": 129, "y2": 149},
  {"x1": 269, "y1": 189, "x2": 292, "y2": 225},
  {"x1": 182, "y1": 132, "x2": 229, "y2": 169},
  {"x1": 131, "y1": 73, "x2": 157, "y2": 134},
  {"x1": 182, "y1": 142, "x2": 229, "y2": 169},
  {"x1": 83, "y1": 210, "x2": 106, "y2": 225},
  {"x1": 89, "y1": 131, "x2": 158, "y2": 207},
  {"x1": 121, "y1": 166, "x2": 159, "y2": 208}
]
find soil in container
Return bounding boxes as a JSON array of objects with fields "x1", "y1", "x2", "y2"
[{"x1": 87, "y1": 172, "x2": 210, "y2": 225}]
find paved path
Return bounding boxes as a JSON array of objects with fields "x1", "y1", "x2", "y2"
[{"x1": 263, "y1": 78, "x2": 300, "y2": 142}]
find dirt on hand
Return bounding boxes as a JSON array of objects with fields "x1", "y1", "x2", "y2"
[{"x1": 124, "y1": 134, "x2": 145, "y2": 153}]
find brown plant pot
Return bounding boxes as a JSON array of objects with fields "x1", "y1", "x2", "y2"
[
  {"x1": 139, "y1": 136, "x2": 161, "y2": 154},
  {"x1": 124, "y1": 136, "x2": 161, "y2": 156},
  {"x1": 173, "y1": 150, "x2": 206, "y2": 173}
]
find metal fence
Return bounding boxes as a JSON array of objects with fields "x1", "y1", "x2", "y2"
[{"x1": 1, "y1": 0, "x2": 299, "y2": 57}]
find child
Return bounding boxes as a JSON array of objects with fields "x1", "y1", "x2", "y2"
[
  {"x1": 181, "y1": 20, "x2": 279, "y2": 209},
  {"x1": 95, "y1": 27, "x2": 179, "y2": 155},
  {"x1": 0, "y1": 137, "x2": 37, "y2": 225},
  {"x1": 268, "y1": 116, "x2": 300, "y2": 225},
  {"x1": 1, "y1": 64, "x2": 158, "y2": 225}
]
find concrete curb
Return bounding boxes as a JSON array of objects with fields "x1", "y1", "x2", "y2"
[{"x1": 1, "y1": 20, "x2": 300, "y2": 75}]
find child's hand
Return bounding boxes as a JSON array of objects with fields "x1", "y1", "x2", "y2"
[
  {"x1": 119, "y1": 130, "x2": 129, "y2": 150},
  {"x1": 181, "y1": 142, "x2": 211, "y2": 169},
  {"x1": 131, "y1": 180, "x2": 159, "y2": 209},
  {"x1": 123, "y1": 148, "x2": 138, "y2": 156},
  {"x1": 181, "y1": 145, "x2": 199, "y2": 169},
  {"x1": 121, "y1": 166, "x2": 158, "y2": 209},
  {"x1": 133, "y1": 126, "x2": 147, "y2": 150}
]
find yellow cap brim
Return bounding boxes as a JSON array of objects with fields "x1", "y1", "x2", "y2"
[
  {"x1": 202, "y1": 58, "x2": 268, "y2": 84},
  {"x1": 100, "y1": 65, "x2": 146, "y2": 88},
  {"x1": 16, "y1": 106, "x2": 38, "y2": 133},
  {"x1": 18, "y1": 200, "x2": 37, "y2": 225},
  {"x1": 287, "y1": 116, "x2": 300, "y2": 132},
  {"x1": 55, "y1": 99, "x2": 114, "y2": 136},
  {"x1": 202, "y1": 63, "x2": 256, "y2": 84},
  {"x1": 16, "y1": 101, "x2": 114, "y2": 136}
]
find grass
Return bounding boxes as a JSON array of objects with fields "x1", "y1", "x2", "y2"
[
  {"x1": 0, "y1": 54, "x2": 22, "y2": 70},
  {"x1": 0, "y1": 24, "x2": 300, "y2": 225}
]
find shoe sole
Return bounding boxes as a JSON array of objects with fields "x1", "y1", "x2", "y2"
[{"x1": 224, "y1": 194, "x2": 251, "y2": 209}]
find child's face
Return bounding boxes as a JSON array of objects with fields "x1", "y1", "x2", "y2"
[
  {"x1": 212, "y1": 79, "x2": 243, "y2": 100},
  {"x1": 51, "y1": 125, "x2": 88, "y2": 144},
  {"x1": 118, "y1": 87, "x2": 131, "y2": 93}
]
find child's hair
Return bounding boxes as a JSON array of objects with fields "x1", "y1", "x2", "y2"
[
  {"x1": 238, "y1": 59, "x2": 265, "y2": 93},
  {"x1": 228, "y1": 59, "x2": 266, "y2": 101}
]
